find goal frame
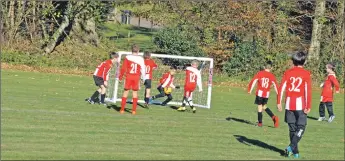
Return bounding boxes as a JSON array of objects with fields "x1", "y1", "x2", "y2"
[{"x1": 105, "y1": 51, "x2": 214, "y2": 109}]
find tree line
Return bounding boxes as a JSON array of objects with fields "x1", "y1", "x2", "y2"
[{"x1": 1, "y1": 0, "x2": 344, "y2": 85}]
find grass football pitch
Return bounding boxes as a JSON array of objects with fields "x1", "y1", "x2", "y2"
[{"x1": 1, "y1": 70, "x2": 344, "y2": 160}]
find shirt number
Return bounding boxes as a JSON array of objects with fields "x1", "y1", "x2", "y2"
[
  {"x1": 190, "y1": 73, "x2": 196, "y2": 83},
  {"x1": 130, "y1": 63, "x2": 137, "y2": 74},
  {"x1": 261, "y1": 78, "x2": 269, "y2": 88},
  {"x1": 288, "y1": 77, "x2": 302, "y2": 92}
]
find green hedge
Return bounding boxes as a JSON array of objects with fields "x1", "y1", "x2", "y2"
[{"x1": 1, "y1": 50, "x2": 108, "y2": 71}]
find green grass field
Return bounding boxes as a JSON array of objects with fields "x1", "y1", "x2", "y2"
[{"x1": 1, "y1": 70, "x2": 344, "y2": 160}]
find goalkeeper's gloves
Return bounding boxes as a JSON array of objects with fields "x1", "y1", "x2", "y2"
[{"x1": 175, "y1": 85, "x2": 180, "y2": 89}]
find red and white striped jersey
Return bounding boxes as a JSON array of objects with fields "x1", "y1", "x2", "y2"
[
  {"x1": 160, "y1": 72, "x2": 175, "y2": 88},
  {"x1": 144, "y1": 59, "x2": 158, "y2": 80},
  {"x1": 248, "y1": 70, "x2": 278, "y2": 98},
  {"x1": 277, "y1": 66, "x2": 312, "y2": 111},
  {"x1": 185, "y1": 66, "x2": 202, "y2": 91},
  {"x1": 93, "y1": 59, "x2": 113, "y2": 81},
  {"x1": 320, "y1": 73, "x2": 340, "y2": 102},
  {"x1": 119, "y1": 55, "x2": 146, "y2": 81}
]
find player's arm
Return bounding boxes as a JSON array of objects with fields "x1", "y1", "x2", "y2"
[
  {"x1": 153, "y1": 61, "x2": 158, "y2": 70},
  {"x1": 197, "y1": 71, "x2": 202, "y2": 92},
  {"x1": 272, "y1": 76, "x2": 279, "y2": 95},
  {"x1": 304, "y1": 73, "x2": 312, "y2": 113},
  {"x1": 277, "y1": 72, "x2": 287, "y2": 111},
  {"x1": 169, "y1": 83, "x2": 176, "y2": 89},
  {"x1": 140, "y1": 60, "x2": 146, "y2": 81},
  {"x1": 247, "y1": 73, "x2": 259, "y2": 94},
  {"x1": 119, "y1": 58, "x2": 128, "y2": 80},
  {"x1": 330, "y1": 75, "x2": 340, "y2": 93}
]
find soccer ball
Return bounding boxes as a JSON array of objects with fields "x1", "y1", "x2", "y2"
[{"x1": 164, "y1": 87, "x2": 172, "y2": 94}]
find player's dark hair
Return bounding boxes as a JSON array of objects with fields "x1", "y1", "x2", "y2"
[
  {"x1": 265, "y1": 60, "x2": 273, "y2": 69},
  {"x1": 109, "y1": 52, "x2": 119, "y2": 59},
  {"x1": 132, "y1": 44, "x2": 139, "y2": 53},
  {"x1": 327, "y1": 62, "x2": 336, "y2": 70},
  {"x1": 292, "y1": 51, "x2": 307, "y2": 66},
  {"x1": 143, "y1": 51, "x2": 151, "y2": 59}
]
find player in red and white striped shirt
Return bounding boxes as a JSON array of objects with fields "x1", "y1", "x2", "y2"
[
  {"x1": 151, "y1": 66, "x2": 180, "y2": 106},
  {"x1": 177, "y1": 60, "x2": 202, "y2": 113},
  {"x1": 247, "y1": 61, "x2": 279, "y2": 127},
  {"x1": 119, "y1": 44, "x2": 146, "y2": 115},
  {"x1": 318, "y1": 63, "x2": 340, "y2": 122},
  {"x1": 143, "y1": 51, "x2": 158, "y2": 108},
  {"x1": 277, "y1": 51, "x2": 312, "y2": 159},
  {"x1": 86, "y1": 52, "x2": 119, "y2": 105}
]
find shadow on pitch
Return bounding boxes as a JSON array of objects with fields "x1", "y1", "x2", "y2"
[
  {"x1": 234, "y1": 135, "x2": 285, "y2": 156},
  {"x1": 226, "y1": 116, "x2": 275, "y2": 128},
  {"x1": 307, "y1": 116, "x2": 318, "y2": 120},
  {"x1": 226, "y1": 117, "x2": 256, "y2": 126},
  {"x1": 169, "y1": 106, "x2": 178, "y2": 110},
  {"x1": 107, "y1": 104, "x2": 131, "y2": 113}
]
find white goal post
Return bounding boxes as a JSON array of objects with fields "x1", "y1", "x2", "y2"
[{"x1": 105, "y1": 51, "x2": 214, "y2": 109}]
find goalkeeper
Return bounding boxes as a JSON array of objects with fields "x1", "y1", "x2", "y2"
[{"x1": 151, "y1": 66, "x2": 180, "y2": 106}]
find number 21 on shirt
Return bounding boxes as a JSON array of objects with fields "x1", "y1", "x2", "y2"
[{"x1": 130, "y1": 63, "x2": 138, "y2": 74}]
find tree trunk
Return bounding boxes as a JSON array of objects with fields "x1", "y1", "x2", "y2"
[
  {"x1": 32, "y1": 0, "x2": 36, "y2": 36},
  {"x1": 308, "y1": 0, "x2": 326, "y2": 60},
  {"x1": 0, "y1": 2, "x2": 4, "y2": 44},
  {"x1": 336, "y1": 1, "x2": 345, "y2": 61},
  {"x1": 39, "y1": 19, "x2": 49, "y2": 43},
  {"x1": 44, "y1": 15, "x2": 70, "y2": 54},
  {"x1": 44, "y1": 3, "x2": 71, "y2": 54},
  {"x1": 8, "y1": 1, "x2": 15, "y2": 28},
  {"x1": 138, "y1": 16, "x2": 141, "y2": 27}
]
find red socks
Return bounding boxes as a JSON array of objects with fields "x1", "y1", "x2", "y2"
[
  {"x1": 132, "y1": 98, "x2": 138, "y2": 112},
  {"x1": 121, "y1": 97, "x2": 127, "y2": 111}
]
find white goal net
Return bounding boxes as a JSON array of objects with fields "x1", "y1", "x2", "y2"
[{"x1": 105, "y1": 51, "x2": 214, "y2": 109}]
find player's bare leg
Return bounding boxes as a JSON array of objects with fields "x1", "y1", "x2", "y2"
[
  {"x1": 257, "y1": 105, "x2": 263, "y2": 127},
  {"x1": 132, "y1": 91, "x2": 138, "y2": 115},
  {"x1": 263, "y1": 105, "x2": 279, "y2": 128},
  {"x1": 120, "y1": 90, "x2": 129, "y2": 114}
]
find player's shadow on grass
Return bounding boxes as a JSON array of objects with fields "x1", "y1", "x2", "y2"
[
  {"x1": 226, "y1": 117, "x2": 256, "y2": 126},
  {"x1": 169, "y1": 106, "x2": 179, "y2": 110},
  {"x1": 226, "y1": 116, "x2": 274, "y2": 128},
  {"x1": 107, "y1": 104, "x2": 131, "y2": 113},
  {"x1": 307, "y1": 116, "x2": 318, "y2": 120},
  {"x1": 234, "y1": 135, "x2": 285, "y2": 156}
]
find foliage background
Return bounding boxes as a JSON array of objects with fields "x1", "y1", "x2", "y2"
[{"x1": 1, "y1": 0, "x2": 344, "y2": 87}]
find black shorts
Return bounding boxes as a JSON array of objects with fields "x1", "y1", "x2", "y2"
[
  {"x1": 144, "y1": 79, "x2": 152, "y2": 89},
  {"x1": 254, "y1": 96, "x2": 268, "y2": 105},
  {"x1": 93, "y1": 75, "x2": 104, "y2": 86},
  {"x1": 285, "y1": 110, "x2": 307, "y2": 125}
]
